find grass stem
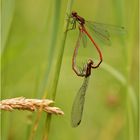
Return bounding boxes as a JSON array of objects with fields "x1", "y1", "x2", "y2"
[{"x1": 43, "y1": 0, "x2": 74, "y2": 140}]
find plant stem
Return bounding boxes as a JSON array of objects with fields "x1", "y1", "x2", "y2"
[
  {"x1": 112, "y1": 1, "x2": 138, "y2": 140},
  {"x1": 1, "y1": 0, "x2": 15, "y2": 54},
  {"x1": 43, "y1": 0, "x2": 74, "y2": 140},
  {"x1": 29, "y1": 0, "x2": 61, "y2": 139}
]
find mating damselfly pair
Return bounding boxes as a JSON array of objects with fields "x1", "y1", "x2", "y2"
[{"x1": 68, "y1": 11, "x2": 125, "y2": 127}]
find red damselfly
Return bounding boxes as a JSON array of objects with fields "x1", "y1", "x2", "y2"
[{"x1": 69, "y1": 11, "x2": 125, "y2": 71}]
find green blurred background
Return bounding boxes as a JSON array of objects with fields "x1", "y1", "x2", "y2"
[{"x1": 1, "y1": 0, "x2": 139, "y2": 140}]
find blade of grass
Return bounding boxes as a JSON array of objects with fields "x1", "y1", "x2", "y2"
[
  {"x1": 1, "y1": 1, "x2": 15, "y2": 140},
  {"x1": 43, "y1": 0, "x2": 74, "y2": 139},
  {"x1": 1, "y1": 0, "x2": 15, "y2": 54},
  {"x1": 111, "y1": 1, "x2": 138, "y2": 139},
  {"x1": 29, "y1": 1, "x2": 60, "y2": 139}
]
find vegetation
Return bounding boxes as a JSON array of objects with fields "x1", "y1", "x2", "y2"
[{"x1": 1, "y1": 0, "x2": 138, "y2": 140}]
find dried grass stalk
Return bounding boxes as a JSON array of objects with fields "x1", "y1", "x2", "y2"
[{"x1": 0, "y1": 97, "x2": 64, "y2": 115}]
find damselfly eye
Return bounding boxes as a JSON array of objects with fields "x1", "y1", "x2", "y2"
[{"x1": 72, "y1": 11, "x2": 77, "y2": 17}]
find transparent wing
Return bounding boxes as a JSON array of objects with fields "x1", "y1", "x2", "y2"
[
  {"x1": 85, "y1": 21, "x2": 125, "y2": 45},
  {"x1": 73, "y1": 30, "x2": 87, "y2": 76},
  {"x1": 92, "y1": 21, "x2": 125, "y2": 33},
  {"x1": 71, "y1": 77, "x2": 89, "y2": 127},
  {"x1": 92, "y1": 26, "x2": 111, "y2": 45}
]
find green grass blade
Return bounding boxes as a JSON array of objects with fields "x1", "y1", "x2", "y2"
[{"x1": 1, "y1": 0, "x2": 15, "y2": 54}]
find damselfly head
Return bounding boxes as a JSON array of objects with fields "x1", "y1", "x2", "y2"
[
  {"x1": 71, "y1": 11, "x2": 77, "y2": 17},
  {"x1": 87, "y1": 59, "x2": 93, "y2": 66}
]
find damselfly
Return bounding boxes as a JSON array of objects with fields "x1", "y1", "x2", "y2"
[
  {"x1": 69, "y1": 11, "x2": 125, "y2": 71},
  {"x1": 71, "y1": 59, "x2": 93, "y2": 127}
]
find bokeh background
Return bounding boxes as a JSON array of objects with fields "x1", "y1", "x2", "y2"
[{"x1": 1, "y1": 0, "x2": 139, "y2": 140}]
